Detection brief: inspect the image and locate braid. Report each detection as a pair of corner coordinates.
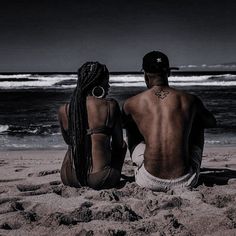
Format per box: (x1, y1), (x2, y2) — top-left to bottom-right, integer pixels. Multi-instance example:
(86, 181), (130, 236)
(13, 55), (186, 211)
(68, 62), (109, 185)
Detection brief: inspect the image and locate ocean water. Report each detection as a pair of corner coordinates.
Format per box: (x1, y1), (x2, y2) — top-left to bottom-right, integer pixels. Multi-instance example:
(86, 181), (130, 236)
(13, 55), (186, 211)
(0, 73), (235, 150)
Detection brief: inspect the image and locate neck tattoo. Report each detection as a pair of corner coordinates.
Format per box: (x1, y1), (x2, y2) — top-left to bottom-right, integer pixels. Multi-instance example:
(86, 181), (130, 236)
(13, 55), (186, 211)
(154, 88), (169, 99)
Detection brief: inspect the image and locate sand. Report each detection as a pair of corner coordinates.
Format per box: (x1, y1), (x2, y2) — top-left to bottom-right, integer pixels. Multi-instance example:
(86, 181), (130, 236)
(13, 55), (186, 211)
(0, 146), (236, 236)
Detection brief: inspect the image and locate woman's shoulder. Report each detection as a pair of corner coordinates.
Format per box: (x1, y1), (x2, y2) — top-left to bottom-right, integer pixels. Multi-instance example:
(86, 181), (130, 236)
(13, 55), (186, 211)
(86, 97), (120, 116)
(105, 98), (120, 111)
(98, 98), (120, 114)
(105, 97), (118, 104)
(87, 96), (118, 105)
(58, 103), (69, 116)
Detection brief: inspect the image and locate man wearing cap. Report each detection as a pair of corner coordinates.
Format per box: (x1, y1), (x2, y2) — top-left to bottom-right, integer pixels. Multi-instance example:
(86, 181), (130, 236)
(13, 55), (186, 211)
(122, 51), (216, 191)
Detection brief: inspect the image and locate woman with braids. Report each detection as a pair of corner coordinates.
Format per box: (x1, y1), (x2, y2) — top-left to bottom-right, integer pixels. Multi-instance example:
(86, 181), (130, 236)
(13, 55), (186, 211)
(58, 62), (127, 189)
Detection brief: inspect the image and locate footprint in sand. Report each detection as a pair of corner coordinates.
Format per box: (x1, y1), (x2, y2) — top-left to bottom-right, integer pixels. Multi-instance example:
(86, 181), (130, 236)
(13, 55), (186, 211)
(28, 169), (60, 177)
(16, 181), (62, 197)
(0, 197), (22, 205)
(17, 184), (42, 192)
(0, 209), (38, 230)
(14, 165), (29, 172)
(0, 160), (8, 166)
(92, 204), (142, 222)
(0, 186), (7, 194)
(84, 190), (120, 202)
(0, 197), (24, 214)
(40, 202), (93, 227)
(0, 178), (25, 183)
(53, 185), (88, 198)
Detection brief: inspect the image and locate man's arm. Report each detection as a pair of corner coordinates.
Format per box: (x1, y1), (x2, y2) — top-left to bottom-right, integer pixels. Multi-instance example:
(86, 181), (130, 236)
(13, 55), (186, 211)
(111, 102), (127, 171)
(195, 97), (217, 128)
(121, 101), (144, 154)
(121, 101), (131, 128)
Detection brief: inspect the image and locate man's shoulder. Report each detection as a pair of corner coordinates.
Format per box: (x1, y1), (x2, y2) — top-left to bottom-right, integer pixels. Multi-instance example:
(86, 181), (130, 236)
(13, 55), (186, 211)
(123, 90), (147, 110)
(172, 87), (196, 100)
(125, 90), (148, 103)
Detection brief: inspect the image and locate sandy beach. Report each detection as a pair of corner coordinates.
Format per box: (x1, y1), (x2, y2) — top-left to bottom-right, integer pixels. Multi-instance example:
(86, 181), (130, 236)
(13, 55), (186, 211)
(0, 146), (236, 236)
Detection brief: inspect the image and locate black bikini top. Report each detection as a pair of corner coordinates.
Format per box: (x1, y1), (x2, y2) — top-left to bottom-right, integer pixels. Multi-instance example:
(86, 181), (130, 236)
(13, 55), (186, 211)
(61, 102), (112, 144)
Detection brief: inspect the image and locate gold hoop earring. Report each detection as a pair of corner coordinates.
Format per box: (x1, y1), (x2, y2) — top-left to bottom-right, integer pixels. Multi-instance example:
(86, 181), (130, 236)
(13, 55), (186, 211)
(91, 86), (105, 98)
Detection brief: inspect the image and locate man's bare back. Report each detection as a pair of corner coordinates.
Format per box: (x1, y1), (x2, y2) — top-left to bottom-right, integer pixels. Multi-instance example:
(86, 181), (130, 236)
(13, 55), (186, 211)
(124, 85), (203, 179)
(123, 51), (216, 189)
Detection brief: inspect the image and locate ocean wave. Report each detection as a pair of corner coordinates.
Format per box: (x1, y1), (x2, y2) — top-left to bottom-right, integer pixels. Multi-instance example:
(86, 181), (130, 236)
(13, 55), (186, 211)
(208, 74), (236, 81)
(179, 65), (198, 68)
(0, 74), (236, 89)
(208, 64), (236, 68)
(172, 81), (236, 86)
(205, 140), (221, 144)
(179, 64), (236, 69)
(1, 124), (59, 136)
(0, 74), (31, 79)
(0, 125), (9, 133)
(169, 75), (210, 82)
(112, 81), (236, 87)
(0, 74), (76, 89)
(3, 143), (31, 149)
(205, 139), (233, 145)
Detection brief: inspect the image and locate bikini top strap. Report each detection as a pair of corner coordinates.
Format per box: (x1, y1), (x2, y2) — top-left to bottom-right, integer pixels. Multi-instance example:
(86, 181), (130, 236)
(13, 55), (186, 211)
(60, 103), (70, 145)
(65, 103), (69, 119)
(87, 126), (112, 135)
(86, 101), (112, 136)
(105, 100), (110, 127)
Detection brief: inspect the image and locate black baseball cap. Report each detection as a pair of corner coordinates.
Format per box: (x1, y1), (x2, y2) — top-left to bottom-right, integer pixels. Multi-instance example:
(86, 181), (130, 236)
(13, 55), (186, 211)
(142, 51), (179, 73)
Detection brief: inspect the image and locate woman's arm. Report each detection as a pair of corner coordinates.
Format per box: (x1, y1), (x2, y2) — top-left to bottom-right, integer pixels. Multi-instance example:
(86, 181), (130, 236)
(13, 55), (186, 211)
(111, 101), (125, 150)
(58, 104), (71, 145)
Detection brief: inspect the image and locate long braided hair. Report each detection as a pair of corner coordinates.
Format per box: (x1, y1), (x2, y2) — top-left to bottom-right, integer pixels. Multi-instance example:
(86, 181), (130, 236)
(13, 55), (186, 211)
(68, 62), (109, 186)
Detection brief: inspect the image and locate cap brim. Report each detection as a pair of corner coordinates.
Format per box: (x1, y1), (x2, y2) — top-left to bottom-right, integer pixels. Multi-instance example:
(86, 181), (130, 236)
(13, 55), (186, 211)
(169, 67), (179, 70)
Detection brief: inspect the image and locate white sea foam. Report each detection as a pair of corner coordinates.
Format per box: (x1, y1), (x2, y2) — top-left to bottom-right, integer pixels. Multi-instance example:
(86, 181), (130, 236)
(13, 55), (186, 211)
(205, 140), (221, 144)
(179, 64), (236, 69)
(110, 74), (236, 86)
(208, 64), (236, 68)
(110, 75), (143, 82)
(0, 74), (31, 79)
(169, 75), (210, 82)
(61, 85), (76, 89)
(0, 74), (76, 89)
(0, 73), (235, 89)
(0, 125), (9, 133)
(112, 81), (236, 87)
(112, 82), (146, 87)
(170, 81), (236, 86)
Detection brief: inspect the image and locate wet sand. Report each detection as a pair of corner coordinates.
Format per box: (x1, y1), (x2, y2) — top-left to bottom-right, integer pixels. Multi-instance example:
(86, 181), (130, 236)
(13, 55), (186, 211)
(0, 146), (236, 235)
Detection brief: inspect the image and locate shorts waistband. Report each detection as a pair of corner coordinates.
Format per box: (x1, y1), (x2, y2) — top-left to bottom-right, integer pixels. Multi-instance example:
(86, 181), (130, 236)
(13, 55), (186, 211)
(136, 164), (196, 188)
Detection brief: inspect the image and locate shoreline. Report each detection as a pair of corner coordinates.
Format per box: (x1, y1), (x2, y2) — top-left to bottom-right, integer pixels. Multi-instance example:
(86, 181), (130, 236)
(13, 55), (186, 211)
(1, 144), (236, 156)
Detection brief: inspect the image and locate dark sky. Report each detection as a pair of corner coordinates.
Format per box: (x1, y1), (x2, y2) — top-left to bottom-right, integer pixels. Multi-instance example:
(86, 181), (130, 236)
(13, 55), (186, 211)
(0, 0), (236, 72)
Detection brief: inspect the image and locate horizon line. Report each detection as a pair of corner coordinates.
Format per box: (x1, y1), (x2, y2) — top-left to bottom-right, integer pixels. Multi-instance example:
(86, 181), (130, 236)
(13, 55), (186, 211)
(1, 70), (236, 75)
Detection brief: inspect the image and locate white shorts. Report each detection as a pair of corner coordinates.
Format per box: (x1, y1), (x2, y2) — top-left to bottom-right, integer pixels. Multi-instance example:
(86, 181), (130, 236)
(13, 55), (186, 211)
(131, 142), (202, 191)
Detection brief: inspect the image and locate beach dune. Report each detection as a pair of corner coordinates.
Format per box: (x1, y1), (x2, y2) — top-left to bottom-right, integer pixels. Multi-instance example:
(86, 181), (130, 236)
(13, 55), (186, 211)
(0, 146), (236, 235)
